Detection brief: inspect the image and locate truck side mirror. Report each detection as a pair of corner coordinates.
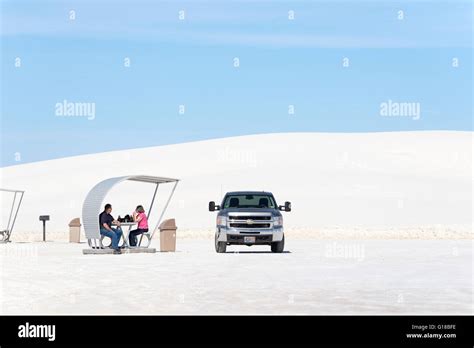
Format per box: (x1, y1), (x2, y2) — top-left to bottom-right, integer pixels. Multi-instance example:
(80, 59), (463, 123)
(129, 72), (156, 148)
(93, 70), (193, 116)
(279, 201), (291, 212)
(209, 201), (220, 211)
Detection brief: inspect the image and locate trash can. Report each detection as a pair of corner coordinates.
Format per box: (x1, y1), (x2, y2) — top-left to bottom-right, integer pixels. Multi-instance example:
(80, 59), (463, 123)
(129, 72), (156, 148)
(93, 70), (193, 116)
(159, 219), (177, 252)
(68, 218), (81, 243)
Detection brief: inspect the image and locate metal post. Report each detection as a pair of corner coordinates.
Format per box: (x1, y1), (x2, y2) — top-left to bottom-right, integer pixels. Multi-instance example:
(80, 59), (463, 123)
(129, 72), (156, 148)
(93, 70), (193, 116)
(6, 192), (17, 232)
(150, 180), (179, 240)
(42, 221), (46, 242)
(9, 191), (24, 239)
(138, 183), (159, 247)
(147, 183), (159, 220)
(1, 189), (25, 242)
(39, 215), (49, 242)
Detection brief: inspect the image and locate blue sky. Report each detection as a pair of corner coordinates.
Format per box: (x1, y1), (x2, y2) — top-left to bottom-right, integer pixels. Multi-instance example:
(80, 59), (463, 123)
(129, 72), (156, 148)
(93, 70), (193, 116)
(1, 0), (472, 166)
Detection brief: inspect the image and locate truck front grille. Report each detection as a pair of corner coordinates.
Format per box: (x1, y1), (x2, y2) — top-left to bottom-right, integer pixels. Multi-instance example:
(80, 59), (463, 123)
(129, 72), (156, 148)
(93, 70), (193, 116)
(227, 214), (273, 229)
(229, 223), (271, 229)
(228, 215), (271, 221)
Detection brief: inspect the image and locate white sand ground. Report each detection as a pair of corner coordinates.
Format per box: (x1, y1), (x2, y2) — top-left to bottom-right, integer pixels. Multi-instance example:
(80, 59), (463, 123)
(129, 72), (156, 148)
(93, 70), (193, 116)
(0, 239), (471, 315)
(0, 132), (472, 238)
(8, 225), (472, 243)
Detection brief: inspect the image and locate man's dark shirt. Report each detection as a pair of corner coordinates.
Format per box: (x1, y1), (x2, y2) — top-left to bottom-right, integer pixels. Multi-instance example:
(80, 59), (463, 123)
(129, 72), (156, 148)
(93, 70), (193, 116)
(99, 211), (114, 229)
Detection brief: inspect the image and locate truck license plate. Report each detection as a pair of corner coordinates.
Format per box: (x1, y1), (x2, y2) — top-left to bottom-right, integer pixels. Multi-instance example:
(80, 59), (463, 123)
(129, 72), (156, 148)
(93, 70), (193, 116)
(244, 236), (256, 243)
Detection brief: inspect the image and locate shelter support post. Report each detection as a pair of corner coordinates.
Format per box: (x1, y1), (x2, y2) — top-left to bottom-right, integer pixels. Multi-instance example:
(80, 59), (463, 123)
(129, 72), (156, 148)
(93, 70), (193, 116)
(1, 189), (25, 243)
(150, 180), (179, 241)
(10, 191), (24, 238)
(6, 192), (17, 232)
(138, 183), (159, 247)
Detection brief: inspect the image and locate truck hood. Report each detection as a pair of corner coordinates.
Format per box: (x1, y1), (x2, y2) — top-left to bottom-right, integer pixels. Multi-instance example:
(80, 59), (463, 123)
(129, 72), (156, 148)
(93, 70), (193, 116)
(220, 208), (279, 215)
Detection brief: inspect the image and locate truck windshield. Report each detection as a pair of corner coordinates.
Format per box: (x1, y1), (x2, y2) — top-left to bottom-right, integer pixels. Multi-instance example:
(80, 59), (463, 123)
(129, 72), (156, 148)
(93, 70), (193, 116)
(223, 194), (276, 209)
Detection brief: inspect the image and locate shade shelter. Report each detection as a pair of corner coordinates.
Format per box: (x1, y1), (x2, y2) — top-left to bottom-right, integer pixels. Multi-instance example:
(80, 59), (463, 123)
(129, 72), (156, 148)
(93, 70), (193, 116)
(82, 175), (179, 251)
(0, 188), (25, 243)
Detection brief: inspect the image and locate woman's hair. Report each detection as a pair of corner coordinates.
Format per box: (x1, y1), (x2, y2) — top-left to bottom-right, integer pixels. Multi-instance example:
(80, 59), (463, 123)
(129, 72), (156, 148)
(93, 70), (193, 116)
(136, 205), (145, 213)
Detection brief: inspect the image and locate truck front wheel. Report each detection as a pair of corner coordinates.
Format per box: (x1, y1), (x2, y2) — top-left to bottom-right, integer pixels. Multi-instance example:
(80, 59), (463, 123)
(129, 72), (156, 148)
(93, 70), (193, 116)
(271, 235), (285, 253)
(215, 232), (227, 253)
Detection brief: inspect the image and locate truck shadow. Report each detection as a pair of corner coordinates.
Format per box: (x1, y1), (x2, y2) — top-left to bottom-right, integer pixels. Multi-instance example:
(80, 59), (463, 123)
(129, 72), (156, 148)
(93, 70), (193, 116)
(225, 251), (291, 254)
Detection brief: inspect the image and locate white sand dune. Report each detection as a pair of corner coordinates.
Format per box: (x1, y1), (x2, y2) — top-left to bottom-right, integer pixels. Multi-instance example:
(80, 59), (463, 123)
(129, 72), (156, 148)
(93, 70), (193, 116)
(0, 132), (472, 315)
(0, 131), (472, 240)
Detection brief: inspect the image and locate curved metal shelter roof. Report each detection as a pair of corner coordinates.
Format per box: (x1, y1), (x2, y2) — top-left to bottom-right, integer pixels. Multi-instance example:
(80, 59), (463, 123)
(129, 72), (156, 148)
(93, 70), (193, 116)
(82, 175), (179, 241)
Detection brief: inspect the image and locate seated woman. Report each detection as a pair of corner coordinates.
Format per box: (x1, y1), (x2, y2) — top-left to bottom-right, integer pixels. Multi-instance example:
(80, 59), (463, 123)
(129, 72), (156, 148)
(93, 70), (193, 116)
(129, 205), (149, 247)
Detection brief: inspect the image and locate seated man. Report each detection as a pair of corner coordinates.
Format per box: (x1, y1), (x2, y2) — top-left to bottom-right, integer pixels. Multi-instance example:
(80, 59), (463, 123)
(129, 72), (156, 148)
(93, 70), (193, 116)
(99, 203), (123, 254)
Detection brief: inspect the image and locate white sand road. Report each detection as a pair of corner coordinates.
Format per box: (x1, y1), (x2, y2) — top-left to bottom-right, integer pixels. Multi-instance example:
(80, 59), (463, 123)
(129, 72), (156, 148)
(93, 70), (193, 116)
(0, 239), (471, 315)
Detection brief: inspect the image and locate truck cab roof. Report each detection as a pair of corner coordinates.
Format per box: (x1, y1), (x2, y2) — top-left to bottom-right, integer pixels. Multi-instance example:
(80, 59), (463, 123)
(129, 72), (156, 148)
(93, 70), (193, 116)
(225, 191), (273, 195)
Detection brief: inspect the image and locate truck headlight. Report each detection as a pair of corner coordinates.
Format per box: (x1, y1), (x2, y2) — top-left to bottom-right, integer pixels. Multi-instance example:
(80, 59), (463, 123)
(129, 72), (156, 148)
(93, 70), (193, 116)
(274, 216), (283, 227)
(217, 216), (227, 226)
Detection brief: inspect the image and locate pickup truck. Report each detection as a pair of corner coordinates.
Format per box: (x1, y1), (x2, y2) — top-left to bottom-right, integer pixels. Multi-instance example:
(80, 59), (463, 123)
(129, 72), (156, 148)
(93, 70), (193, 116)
(209, 191), (291, 253)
